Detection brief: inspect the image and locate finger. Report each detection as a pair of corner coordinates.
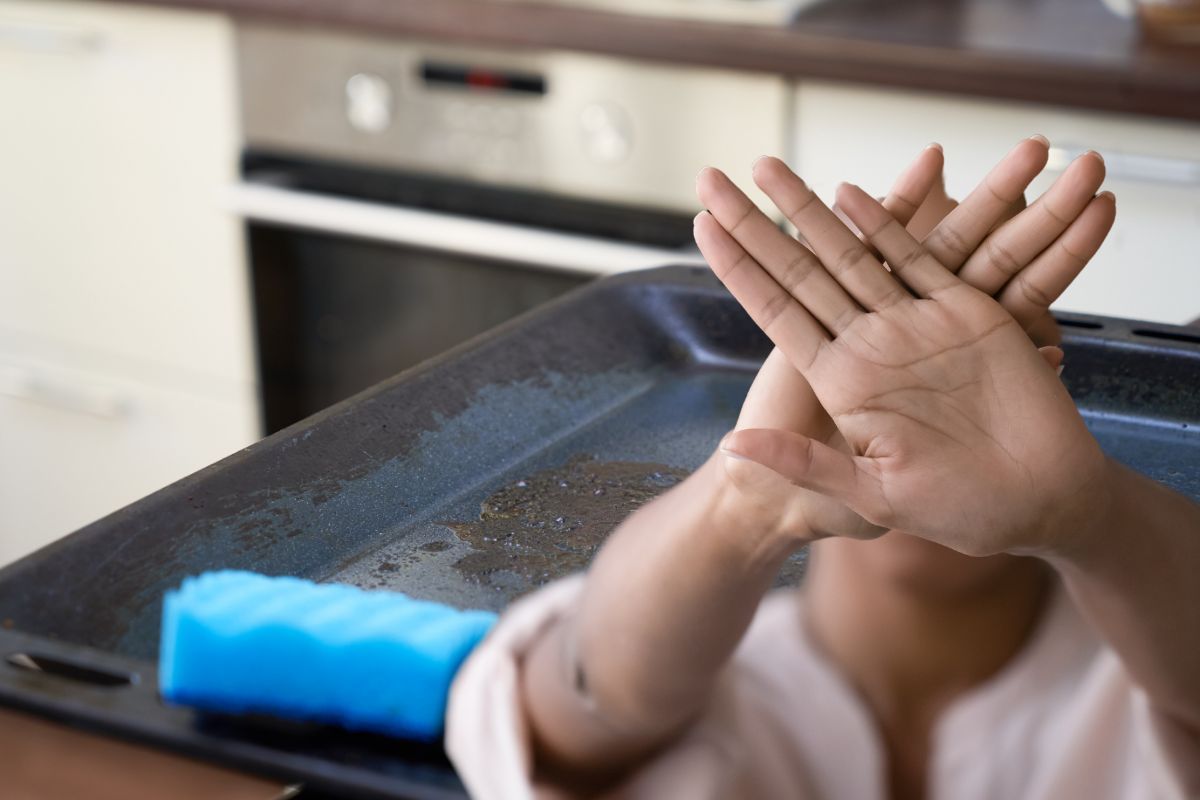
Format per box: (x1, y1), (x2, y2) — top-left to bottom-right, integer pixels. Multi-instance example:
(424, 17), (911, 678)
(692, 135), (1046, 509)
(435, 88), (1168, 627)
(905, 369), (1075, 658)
(1038, 345), (1065, 373)
(972, 192), (1026, 245)
(752, 156), (910, 312)
(905, 187), (958, 243)
(1026, 312), (1062, 346)
(833, 203), (865, 242)
(881, 143), (945, 228)
(696, 167), (863, 334)
(720, 428), (890, 525)
(997, 192), (1116, 330)
(958, 151), (1106, 294)
(996, 193), (1028, 232)
(694, 211), (829, 373)
(924, 136), (1050, 271)
(839, 144), (944, 258)
(835, 183), (959, 298)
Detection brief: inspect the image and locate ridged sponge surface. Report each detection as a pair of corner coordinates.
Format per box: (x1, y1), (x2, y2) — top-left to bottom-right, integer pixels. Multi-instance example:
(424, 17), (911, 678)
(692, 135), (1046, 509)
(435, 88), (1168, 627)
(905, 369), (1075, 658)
(159, 570), (496, 740)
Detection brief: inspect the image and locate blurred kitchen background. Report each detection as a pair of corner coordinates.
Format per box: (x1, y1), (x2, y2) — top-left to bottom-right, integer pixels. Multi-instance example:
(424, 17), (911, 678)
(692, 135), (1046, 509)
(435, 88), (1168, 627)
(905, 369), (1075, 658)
(2, 0), (1198, 566)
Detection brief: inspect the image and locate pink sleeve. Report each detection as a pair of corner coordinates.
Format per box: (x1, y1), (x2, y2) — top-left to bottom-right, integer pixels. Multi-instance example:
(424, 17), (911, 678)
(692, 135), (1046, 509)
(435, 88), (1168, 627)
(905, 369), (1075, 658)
(1136, 688), (1200, 799)
(446, 576), (584, 800)
(1027, 649), (1200, 800)
(445, 576), (748, 800)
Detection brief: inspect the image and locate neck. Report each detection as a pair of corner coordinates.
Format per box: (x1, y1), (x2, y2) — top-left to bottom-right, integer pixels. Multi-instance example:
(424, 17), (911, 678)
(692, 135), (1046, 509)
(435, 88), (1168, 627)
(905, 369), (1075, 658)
(803, 536), (1051, 800)
(803, 535), (1051, 726)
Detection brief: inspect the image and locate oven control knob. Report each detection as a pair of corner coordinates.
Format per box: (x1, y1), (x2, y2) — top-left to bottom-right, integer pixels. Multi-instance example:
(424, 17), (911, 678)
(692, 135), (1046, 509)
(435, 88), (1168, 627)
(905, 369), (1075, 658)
(579, 102), (632, 164)
(345, 73), (393, 133)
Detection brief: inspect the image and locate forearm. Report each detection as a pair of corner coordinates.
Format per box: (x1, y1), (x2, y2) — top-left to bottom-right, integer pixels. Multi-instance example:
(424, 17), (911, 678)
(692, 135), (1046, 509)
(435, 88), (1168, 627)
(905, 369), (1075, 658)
(1048, 458), (1200, 730)
(521, 453), (796, 777)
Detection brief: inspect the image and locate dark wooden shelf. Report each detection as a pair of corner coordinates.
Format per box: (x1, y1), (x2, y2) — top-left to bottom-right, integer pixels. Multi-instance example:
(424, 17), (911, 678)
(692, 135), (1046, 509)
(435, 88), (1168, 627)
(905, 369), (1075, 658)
(115, 0), (1200, 121)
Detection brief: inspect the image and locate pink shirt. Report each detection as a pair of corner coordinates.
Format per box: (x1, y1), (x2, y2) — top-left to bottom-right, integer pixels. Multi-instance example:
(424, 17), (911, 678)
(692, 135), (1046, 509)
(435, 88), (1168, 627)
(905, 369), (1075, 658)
(447, 577), (1197, 799)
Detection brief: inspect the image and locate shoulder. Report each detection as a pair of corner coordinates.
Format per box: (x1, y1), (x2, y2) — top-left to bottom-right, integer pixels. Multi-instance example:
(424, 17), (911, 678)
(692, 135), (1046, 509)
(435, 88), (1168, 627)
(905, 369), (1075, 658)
(934, 585), (1198, 799)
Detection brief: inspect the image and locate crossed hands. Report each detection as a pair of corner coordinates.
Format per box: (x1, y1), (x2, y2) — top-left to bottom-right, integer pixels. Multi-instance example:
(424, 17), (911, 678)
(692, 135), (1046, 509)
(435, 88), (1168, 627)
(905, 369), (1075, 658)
(695, 139), (1117, 558)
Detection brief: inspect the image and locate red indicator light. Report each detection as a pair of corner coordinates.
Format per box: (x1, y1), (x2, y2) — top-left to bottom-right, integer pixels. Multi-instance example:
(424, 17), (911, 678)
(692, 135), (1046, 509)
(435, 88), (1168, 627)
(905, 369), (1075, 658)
(466, 70), (508, 90)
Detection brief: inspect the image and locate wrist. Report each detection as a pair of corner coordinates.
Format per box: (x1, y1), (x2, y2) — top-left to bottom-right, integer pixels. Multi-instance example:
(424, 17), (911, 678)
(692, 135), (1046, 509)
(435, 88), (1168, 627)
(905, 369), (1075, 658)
(1039, 456), (1128, 567)
(705, 451), (810, 560)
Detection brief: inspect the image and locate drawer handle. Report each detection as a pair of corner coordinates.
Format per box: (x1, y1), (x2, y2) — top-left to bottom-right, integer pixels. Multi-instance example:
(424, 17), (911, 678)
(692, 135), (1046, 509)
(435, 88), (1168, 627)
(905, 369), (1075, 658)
(1047, 145), (1200, 187)
(0, 366), (133, 420)
(0, 18), (104, 54)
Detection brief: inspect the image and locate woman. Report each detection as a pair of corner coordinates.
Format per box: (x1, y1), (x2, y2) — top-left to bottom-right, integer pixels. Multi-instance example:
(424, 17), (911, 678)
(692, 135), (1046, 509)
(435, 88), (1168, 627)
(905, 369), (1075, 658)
(448, 138), (1200, 799)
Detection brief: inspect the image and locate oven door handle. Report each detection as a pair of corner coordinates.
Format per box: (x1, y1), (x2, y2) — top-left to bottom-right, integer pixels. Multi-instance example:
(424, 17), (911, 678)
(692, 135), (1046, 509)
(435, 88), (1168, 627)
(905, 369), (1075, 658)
(226, 182), (704, 276)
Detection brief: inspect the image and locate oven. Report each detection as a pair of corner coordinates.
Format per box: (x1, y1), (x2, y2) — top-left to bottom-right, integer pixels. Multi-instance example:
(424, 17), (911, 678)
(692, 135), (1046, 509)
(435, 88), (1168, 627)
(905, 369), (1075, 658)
(230, 24), (789, 434)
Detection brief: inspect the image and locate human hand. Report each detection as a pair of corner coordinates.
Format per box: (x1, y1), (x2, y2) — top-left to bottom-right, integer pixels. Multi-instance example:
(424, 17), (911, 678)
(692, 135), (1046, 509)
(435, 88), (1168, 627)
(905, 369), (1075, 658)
(697, 151), (1114, 557)
(714, 138), (1111, 546)
(722, 145), (950, 542)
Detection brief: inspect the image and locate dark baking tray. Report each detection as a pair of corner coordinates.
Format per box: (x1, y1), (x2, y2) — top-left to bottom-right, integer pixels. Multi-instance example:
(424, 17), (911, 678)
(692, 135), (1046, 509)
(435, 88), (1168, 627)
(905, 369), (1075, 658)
(0, 266), (1197, 797)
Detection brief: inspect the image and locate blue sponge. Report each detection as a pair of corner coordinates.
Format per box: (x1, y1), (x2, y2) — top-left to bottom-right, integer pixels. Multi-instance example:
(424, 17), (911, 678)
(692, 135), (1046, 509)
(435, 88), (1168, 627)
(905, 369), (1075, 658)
(159, 570), (496, 741)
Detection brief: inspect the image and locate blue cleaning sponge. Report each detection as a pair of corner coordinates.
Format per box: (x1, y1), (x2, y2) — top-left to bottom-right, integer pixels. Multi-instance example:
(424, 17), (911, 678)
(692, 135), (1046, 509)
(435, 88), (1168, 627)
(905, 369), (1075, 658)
(159, 570), (496, 741)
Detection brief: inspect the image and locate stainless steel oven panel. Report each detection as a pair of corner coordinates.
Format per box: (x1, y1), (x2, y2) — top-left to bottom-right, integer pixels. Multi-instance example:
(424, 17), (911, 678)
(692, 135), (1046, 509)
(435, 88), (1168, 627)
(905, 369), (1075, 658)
(236, 24), (789, 215)
(226, 182), (703, 276)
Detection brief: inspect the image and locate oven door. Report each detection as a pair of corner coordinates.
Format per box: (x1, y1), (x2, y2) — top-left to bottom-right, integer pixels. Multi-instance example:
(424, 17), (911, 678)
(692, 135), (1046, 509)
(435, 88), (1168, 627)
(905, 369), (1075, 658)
(230, 157), (703, 433)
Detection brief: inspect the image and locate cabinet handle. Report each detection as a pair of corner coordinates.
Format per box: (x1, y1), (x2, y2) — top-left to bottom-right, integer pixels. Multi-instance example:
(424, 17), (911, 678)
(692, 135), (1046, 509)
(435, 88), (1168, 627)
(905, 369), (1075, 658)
(1047, 145), (1200, 187)
(0, 365), (132, 420)
(0, 19), (104, 54)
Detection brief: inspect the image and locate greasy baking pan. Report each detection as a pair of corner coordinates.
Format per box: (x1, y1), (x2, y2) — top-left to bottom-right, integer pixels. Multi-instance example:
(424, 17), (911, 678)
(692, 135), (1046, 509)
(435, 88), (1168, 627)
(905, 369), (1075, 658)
(0, 267), (1197, 798)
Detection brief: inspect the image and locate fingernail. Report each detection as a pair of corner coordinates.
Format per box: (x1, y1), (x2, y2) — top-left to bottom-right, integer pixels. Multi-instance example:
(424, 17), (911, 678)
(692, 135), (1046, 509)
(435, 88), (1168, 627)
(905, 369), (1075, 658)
(696, 166), (713, 183)
(693, 210), (709, 226)
(1056, 364), (1065, 377)
(752, 155), (771, 171)
(1098, 190), (1115, 206)
(1029, 134), (1050, 146)
(926, 142), (943, 152)
(1087, 149), (1105, 164)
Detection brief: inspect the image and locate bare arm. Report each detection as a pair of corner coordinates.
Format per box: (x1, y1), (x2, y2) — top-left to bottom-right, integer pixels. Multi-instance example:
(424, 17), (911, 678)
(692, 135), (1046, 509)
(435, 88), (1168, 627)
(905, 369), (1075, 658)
(1050, 461), (1200, 731)
(520, 455), (794, 782)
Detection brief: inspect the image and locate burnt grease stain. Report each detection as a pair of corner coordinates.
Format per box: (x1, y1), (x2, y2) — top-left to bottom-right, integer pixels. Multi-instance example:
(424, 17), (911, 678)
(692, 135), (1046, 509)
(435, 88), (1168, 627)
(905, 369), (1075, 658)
(443, 455), (688, 589)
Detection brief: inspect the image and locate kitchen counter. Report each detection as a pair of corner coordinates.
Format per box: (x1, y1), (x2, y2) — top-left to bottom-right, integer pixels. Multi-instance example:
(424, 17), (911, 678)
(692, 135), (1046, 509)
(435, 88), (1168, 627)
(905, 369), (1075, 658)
(0, 707), (288, 800)
(106, 0), (1200, 121)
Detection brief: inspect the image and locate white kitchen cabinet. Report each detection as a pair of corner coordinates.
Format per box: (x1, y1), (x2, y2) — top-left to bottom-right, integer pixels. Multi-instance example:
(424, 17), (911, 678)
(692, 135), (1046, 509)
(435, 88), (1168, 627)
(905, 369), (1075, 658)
(0, 1), (257, 563)
(0, 347), (258, 565)
(792, 82), (1200, 325)
(0, 0), (252, 383)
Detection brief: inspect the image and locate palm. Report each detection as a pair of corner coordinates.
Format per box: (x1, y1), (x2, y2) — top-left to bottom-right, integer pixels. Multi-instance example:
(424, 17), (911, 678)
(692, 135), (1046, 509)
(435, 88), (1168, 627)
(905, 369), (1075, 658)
(806, 286), (1102, 554)
(726, 347), (879, 542)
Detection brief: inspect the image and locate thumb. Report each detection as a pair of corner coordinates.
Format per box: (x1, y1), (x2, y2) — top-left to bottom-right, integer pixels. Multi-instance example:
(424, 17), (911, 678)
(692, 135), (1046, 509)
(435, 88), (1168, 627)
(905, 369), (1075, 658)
(720, 428), (889, 524)
(1037, 344), (1065, 375)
